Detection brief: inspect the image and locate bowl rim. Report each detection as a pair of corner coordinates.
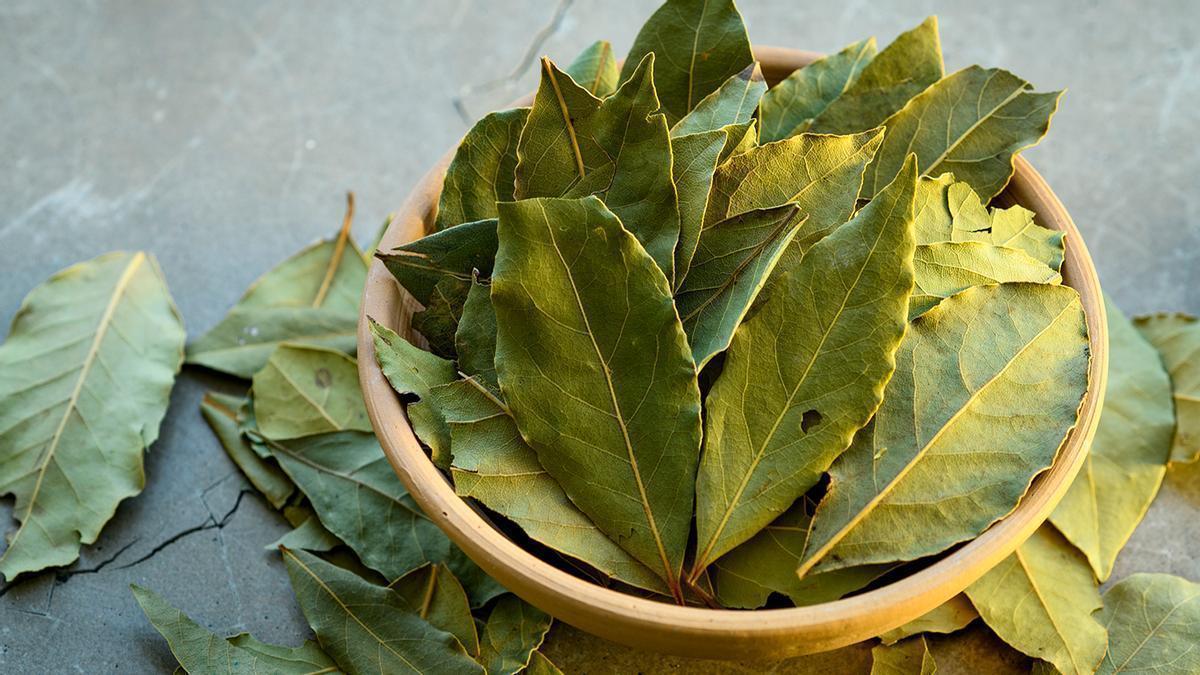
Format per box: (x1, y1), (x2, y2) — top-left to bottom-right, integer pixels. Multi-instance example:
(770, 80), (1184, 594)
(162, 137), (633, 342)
(358, 46), (1108, 660)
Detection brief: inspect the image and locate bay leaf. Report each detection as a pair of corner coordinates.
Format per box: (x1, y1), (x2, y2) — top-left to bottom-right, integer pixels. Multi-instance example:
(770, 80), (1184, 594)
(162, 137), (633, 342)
(671, 63), (766, 138)
(514, 56), (680, 279)
(861, 66), (1063, 201)
(477, 594), (553, 675)
(437, 378), (669, 595)
(759, 38), (876, 143)
(1049, 297), (1173, 580)
(912, 174), (957, 241)
(964, 526), (1107, 675)
(271, 514), (341, 553)
(722, 119), (758, 161)
(376, 217), (498, 305)
(0, 251), (185, 579)
(251, 344), (372, 441)
(946, 182), (1065, 271)
(391, 563), (480, 658)
(435, 109), (527, 231)
(704, 128), (884, 257)
(565, 40), (619, 98)
(1097, 573), (1200, 674)
(132, 584), (339, 674)
(800, 283), (1090, 576)
(692, 156), (918, 573)
(675, 204), (806, 368)
(491, 196), (702, 600)
(1136, 313), (1200, 463)
(621, 0), (753, 125)
(200, 391), (295, 509)
(671, 127), (729, 288)
(807, 17), (943, 135)
(525, 651), (565, 675)
(371, 320), (458, 469)
(878, 594), (978, 645)
(910, 242), (1062, 318)
(188, 199), (365, 378)
(871, 636), (936, 675)
(454, 280), (499, 393)
(411, 276), (470, 358)
(281, 547), (483, 674)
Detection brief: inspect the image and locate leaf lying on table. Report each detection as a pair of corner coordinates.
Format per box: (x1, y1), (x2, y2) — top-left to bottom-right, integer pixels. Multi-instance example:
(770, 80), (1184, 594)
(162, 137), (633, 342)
(491, 196), (701, 600)
(878, 594), (978, 646)
(693, 156), (918, 574)
(965, 526), (1107, 675)
(200, 391), (295, 509)
(524, 651), (566, 675)
(910, 241), (1062, 318)
(621, 0), (753, 126)
(392, 563), (481, 658)
(271, 514), (341, 553)
(252, 344), (372, 440)
(0, 251), (185, 580)
(758, 38), (876, 143)
(799, 283), (1090, 577)
(187, 197), (365, 378)
(871, 635), (936, 675)
(477, 594), (553, 675)
(1049, 297), (1173, 580)
(1136, 313), (1200, 464)
(565, 40), (619, 98)
(1097, 573), (1200, 675)
(282, 547), (484, 674)
(436, 109), (527, 231)
(132, 585), (338, 675)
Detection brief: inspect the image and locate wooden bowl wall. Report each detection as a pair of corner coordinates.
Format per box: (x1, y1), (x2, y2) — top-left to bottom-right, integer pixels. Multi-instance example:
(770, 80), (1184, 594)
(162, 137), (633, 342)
(357, 47), (1108, 660)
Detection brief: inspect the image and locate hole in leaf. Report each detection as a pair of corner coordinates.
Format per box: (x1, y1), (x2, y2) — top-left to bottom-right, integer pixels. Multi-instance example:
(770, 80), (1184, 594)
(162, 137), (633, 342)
(800, 409), (823, 433)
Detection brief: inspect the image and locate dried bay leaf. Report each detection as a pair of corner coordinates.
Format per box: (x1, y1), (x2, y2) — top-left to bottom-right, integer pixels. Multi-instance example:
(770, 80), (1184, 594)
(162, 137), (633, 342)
(0, 251), (185, 579)
(391, 563), (480, 658)
(1097, 573), (1200, 674)
(861, 66), (1063, 201)
(565, 40), (619, 98)
(477, 594), (553, 675)
(910, 242), (1062, 318)
(806, 17), (943, 135)
(371, 320), (458, 470)
(671, 63), (766, 138)
(271, 514), (341, 553)
(132, 585), (339, 674)
(525, 651), (565, 675)
(251, 344), (372, 441)
(759, 38), (876, 143)
(692, 157), (918, 573)
(965, 526), (1107, 675)
(671, 128), (729, 287)
(376, 217), (498, 305)
(454, 280), (499, 393)
(622, 0), (753, 126)
(491, 196), (702, 600)
(800, 283), (1090, 577)
(435, 109), (527, 231)
(200, 392), (295, 509)
(676, 204), (805, 368)
(871, 636), (936, 675)
(1136, 313), (1200, 464)
(515, 56), (680, 279)
(410, 276), (470, 358)
(282, 548), (484, 674)
(878, 595), (978, 645)
(1049, 297), (1173, 580)
(188, 198), (365, 378)
(437, 378), (669, 595)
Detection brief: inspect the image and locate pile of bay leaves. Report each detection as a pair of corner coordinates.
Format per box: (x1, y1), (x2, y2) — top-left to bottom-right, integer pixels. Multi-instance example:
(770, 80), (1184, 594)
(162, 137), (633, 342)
(0, 1), (1198, 674)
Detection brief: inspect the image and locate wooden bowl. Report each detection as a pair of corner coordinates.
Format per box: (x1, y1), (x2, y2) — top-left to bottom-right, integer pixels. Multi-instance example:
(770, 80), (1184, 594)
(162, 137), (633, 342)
(358, 47), (1108, 660)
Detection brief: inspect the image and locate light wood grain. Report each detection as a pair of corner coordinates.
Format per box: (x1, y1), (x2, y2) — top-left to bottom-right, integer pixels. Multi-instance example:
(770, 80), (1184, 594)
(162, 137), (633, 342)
(357, 48), (1107, 660)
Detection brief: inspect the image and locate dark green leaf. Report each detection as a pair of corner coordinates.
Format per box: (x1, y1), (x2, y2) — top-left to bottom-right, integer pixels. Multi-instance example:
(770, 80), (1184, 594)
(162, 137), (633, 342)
(435, 109), (527, 231)
(759, 38), (876, 143)
(376, 218), (498, 305)
(201, 392), (294, 509)
(477, 595), (552, 675)
(453, 280), (498, 393)
(411, 277), (470, 359)
(671, 128), (728, 288)
(391, 563), (480, 658)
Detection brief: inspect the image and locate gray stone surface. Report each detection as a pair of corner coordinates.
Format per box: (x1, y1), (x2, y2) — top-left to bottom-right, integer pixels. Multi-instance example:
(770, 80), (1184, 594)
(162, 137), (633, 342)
(0, 0), (1196, 672)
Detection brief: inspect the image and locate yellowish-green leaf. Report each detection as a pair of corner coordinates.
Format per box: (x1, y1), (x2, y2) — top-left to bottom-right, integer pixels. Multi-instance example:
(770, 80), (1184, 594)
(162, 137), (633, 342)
(454, 280), (498, 393)
(477, 594), (553, 675)
(0, 251), (185, 580)
(201, 392), (294, 509)
(676, 204), (805, 368)
(370, 320), (458, 470)
(871, 636), (936, 675)
(759, 38), (877, 143)
(693, 157), (918, 573)
(965, 526), (1107, 675)
(565, 40), (619, 97)
(671, 63), (766, 137)
(862, 66), (1063, 201)
(1136, 313), (1200, 464)
(282, 547), (483, 675)
(524, 651), (565, 675)
(132, 584), (339, 675)
(1049, 297), (1173, 580)
(491, 196), (702, 600)
(910, 242), (1062, 318)
(879, 595), (978, 645)
(1098, 573), (1200, 674)
(391, 563), (480, 658)
(807, 17), (943, 135)
(515, 56), (680, 279)
(621, 0), (753, 125)
(376, 217), (498, 306)
(435, 109), (527, 231)
(251, 344), (371, 441)
(439, 378), (669, 595)
(800, 283), (1090, 576)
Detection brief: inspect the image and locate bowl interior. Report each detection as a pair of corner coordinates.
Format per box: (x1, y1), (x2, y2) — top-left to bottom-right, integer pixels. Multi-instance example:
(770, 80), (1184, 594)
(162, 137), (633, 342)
(358, 47), (1108, 660)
